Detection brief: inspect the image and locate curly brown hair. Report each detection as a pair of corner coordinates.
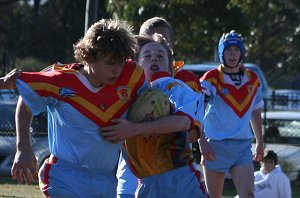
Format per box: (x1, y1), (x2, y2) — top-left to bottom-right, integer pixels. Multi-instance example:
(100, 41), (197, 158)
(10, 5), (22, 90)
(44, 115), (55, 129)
(73, 19), (138, 65)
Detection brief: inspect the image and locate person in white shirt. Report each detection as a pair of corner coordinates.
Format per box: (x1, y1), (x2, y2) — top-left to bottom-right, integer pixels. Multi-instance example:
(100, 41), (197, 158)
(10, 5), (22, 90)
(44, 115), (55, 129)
(254, 150), (292, 198)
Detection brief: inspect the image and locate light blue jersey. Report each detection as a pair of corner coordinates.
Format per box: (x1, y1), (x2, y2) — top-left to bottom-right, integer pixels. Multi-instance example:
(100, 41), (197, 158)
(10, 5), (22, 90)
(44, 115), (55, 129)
(200, 66), (264, 140)
(16, 61), (148, 197)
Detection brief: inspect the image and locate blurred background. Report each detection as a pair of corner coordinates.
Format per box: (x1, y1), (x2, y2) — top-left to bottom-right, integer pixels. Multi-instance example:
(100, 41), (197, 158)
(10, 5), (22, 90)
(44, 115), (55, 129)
(0, 1), (300, 197)
(0, 0), (299, 89)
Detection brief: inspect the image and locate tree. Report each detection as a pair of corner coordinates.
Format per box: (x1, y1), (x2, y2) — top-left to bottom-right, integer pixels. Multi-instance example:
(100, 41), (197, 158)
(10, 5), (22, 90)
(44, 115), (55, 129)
(108, 0), (300, 88)
(0, 0), (299, 88)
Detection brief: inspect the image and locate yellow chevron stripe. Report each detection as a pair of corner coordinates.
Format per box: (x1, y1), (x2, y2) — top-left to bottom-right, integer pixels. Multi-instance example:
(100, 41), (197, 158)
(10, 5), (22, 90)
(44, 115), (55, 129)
(217, 79), (259, 112)
(104, 66), (143, 116)
(206, 77), (217, 85)
(28, 67), (144, 123)
(185, 81), (201, 93)
(28, 82), (112, 121)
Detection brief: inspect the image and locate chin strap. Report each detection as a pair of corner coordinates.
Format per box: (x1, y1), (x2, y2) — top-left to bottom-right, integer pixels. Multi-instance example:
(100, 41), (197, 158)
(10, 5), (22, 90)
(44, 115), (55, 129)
(223, 67), (245, 86)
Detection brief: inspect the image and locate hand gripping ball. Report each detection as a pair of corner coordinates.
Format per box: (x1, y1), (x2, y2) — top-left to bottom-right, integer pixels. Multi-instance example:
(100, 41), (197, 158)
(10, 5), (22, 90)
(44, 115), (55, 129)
(128, 88), (170, 122)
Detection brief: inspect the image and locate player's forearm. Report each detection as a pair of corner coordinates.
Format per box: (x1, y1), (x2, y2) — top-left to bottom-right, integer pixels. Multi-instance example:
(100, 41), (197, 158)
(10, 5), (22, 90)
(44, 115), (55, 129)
(135, 115), (191, 136)
(251, 109), (263, 145)
(0, 78), (4, 89)
(0, 77), (8, 90)
(15, 97), (34, 151)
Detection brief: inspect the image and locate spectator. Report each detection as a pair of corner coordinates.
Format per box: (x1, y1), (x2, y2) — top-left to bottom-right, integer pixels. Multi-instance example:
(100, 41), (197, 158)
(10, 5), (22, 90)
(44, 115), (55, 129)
(254, 150), (292, 198)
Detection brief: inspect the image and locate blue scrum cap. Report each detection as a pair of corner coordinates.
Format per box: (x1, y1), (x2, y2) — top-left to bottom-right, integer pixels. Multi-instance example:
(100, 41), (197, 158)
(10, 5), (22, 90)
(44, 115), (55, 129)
(218, 30), (245, 63)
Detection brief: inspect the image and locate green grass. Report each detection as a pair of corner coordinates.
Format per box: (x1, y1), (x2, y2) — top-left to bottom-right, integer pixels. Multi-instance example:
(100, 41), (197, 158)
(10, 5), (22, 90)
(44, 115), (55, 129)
(0, 177), (43, 198)
(0, 177), (299, 198)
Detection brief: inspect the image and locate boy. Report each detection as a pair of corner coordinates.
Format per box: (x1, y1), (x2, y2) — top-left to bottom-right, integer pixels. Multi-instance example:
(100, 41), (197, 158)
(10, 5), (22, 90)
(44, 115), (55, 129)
(139, 16), (214, 159)
(116, 17), (213, 198)
(110, 33), (208, 198)
(144, 14), (215, 154)
(11, 19), (146, 198)
(254, 150), (291, 198)
(200, 30), (264, 198)
(11, 19), (195, 197)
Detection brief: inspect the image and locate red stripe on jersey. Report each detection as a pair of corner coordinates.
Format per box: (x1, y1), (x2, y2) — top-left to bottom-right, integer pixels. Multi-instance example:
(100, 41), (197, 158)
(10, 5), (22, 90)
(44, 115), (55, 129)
(175, 69), (202, 93)
(40, 157), (57, 198)
(201, 67), (260, 117)
(20, 61), (145, 127)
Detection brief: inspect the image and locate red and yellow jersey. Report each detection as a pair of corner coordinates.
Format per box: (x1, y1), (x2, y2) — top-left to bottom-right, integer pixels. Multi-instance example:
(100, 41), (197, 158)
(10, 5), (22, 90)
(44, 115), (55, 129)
(201, 66), (260, 118)
(175, 69), (201, 93)
(19, 61), (146, 127)
(124, 72), (199, 178)
(200, 65), (264, 140)
(175, 67), (203, 129)
(125, 132), (193, 178)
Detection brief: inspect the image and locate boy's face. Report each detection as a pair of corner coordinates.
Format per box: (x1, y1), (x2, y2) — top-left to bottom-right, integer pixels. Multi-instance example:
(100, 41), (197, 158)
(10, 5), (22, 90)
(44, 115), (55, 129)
(87, 54), (125, 87)
(223, 46), (241, 67)
(138, 42), (169, 82)
(146, 27), (173, 48)
(261, 159), (275, 174)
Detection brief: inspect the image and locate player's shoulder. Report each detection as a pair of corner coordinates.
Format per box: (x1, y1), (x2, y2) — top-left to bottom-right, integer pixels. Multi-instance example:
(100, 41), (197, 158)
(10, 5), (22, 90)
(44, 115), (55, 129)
(200, 68), (219, 81)
(243, 67), (259, 81)
(175, 69), (198, 81)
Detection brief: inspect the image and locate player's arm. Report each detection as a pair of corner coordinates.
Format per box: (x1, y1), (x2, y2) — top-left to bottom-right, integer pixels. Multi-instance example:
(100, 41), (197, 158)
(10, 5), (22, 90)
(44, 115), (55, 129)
(250, 108), (264, 162)
(0, 69), (21, 90)
(188, 126), (200, 143)
(11, 97), (37, 184)
(101, 115), (190, 143)
(198, 129), (216, 161)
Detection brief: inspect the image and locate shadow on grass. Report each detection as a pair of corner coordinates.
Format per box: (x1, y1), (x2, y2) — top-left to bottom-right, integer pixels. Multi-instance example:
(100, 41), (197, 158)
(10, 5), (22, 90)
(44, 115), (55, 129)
(0, 177), (38, 185)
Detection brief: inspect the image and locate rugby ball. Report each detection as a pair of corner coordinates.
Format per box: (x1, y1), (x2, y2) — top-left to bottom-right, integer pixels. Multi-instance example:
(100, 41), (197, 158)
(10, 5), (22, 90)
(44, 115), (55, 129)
(128, 88), (170, 122)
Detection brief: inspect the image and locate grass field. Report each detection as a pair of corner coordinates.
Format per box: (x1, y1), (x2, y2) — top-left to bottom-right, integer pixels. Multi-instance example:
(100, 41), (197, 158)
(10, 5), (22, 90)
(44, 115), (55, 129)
(0, 177), (43, 198)
(0, 177), (299, 198)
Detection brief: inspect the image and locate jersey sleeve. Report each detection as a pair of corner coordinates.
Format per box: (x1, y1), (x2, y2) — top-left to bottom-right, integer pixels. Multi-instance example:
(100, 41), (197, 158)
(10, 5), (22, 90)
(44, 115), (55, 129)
(165, 80), (200, 129)
(195, 93), (205, 128)
(16, 79), (59, 115)
(174, 69), (201, 93)
(199, 70), (217, 97)
(253, 82), (264, 110)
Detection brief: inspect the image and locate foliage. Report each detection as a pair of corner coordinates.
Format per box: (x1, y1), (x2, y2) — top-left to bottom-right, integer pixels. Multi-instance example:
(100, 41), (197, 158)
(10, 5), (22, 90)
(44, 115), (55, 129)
(0, 0), (86, 67)
(228, 0), (300, 83)
(15, 56), (48, 71)
(0, 0), (299, 88)
(108, 0), (300, 87)
(108, 0), (250, 63)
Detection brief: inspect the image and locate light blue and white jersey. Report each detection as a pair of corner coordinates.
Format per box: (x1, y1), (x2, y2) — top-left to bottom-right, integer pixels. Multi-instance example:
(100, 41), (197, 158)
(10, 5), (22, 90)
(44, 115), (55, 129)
(200, 66), (264, 140)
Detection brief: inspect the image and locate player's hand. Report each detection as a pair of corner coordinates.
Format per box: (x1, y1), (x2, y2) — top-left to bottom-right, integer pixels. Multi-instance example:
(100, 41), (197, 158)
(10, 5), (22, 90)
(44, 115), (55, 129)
(11, 149), (37, 184)
(101, 119), (138, 143)
(2, 69), (22, 89)
(199, 138), (216, 161)
(253, 142), (264, 162)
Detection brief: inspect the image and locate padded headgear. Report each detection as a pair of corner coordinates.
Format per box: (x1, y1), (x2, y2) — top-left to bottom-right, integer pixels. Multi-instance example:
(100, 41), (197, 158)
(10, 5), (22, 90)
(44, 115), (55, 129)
(218, 30), (245, 63)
